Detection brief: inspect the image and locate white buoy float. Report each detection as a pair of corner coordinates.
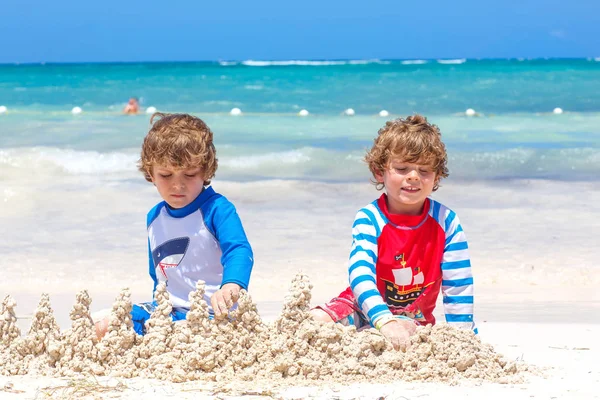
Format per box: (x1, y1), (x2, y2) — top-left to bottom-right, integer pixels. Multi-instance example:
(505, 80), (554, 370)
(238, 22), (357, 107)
(344, 108), (355, 116)
(146, 106), (157, 114)
(379, 110), (389, 117)
(71, 106), (82, 115)
(230, 107), (242, 116)
(0, 106), (7, 114)
(298, 109), (309, 117)
(553, 107), (563, 114)
(465, 108), (476, 117)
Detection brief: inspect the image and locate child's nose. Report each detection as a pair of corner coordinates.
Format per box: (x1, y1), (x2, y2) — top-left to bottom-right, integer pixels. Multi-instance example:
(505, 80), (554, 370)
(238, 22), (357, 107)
(407, 169), (419, 179)
(172, 178), (185, 189)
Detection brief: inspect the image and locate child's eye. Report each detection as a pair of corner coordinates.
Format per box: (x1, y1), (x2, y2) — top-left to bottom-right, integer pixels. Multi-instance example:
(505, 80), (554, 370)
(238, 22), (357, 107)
(419, 169), (431, 173)
(185, 173), (197, 178)
(159, 174), (172, 178)
(394, 167), (407, 172)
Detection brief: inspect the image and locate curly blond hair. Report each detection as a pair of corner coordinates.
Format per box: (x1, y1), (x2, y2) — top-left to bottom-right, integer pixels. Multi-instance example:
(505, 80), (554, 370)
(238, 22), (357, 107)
(365, 114), (449, 191)
(138, 113), (218, 185)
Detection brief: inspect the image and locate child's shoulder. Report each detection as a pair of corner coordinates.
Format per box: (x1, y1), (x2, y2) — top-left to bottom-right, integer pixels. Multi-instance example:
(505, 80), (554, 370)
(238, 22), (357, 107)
(199, 187), (236, 213)
(427, 198), (464, 233)
(427, 197), (458, 218)
(147, 201), (167, 226)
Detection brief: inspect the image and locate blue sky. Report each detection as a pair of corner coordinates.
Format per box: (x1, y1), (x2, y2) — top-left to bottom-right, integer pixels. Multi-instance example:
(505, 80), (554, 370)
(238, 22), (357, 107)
(1, 0), (598, 63)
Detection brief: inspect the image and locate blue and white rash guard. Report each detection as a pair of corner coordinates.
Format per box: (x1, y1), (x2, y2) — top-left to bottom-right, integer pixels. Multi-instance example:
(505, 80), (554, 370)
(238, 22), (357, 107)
(146, 186), (253, 313)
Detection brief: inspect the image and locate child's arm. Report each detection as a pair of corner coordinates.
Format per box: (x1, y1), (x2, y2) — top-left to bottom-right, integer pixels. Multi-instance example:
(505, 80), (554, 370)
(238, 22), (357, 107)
(440, 210), (477, 333)
(348, 210), (393, 328)
(208, 198), (253, 315)
(148, 240), (158, 294)
(212, 200), (253, 288)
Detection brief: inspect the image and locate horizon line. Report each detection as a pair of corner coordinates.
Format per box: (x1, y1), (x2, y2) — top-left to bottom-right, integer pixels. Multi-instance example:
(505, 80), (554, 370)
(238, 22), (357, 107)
(1, 57), (600, 67)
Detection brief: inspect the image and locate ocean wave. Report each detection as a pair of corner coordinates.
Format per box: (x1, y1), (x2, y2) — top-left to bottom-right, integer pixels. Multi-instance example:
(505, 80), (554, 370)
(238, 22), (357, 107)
(0, 148), (137, 175)
(448, 147), (600, 180)
(1, 145), (599, 183)
(240, 59), (388, 67)
(437, 59), (467, 65)
(401, 60), (428, 65)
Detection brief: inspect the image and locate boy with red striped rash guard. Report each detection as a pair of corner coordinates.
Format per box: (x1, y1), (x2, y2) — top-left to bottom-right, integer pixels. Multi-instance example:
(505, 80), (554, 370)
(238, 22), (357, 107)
(310, 115), (476, 351)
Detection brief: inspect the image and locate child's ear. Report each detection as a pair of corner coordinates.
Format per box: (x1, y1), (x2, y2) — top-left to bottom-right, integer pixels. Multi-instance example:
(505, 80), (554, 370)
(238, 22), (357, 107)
(147, 170), (155, 184)
(374, 170), (384, 183)
(202, 170), (211, 185)
(434, 174), (441, 188)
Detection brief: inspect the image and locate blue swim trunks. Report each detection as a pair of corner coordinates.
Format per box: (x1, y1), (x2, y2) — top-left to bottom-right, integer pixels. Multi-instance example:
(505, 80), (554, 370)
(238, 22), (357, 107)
(131, 301), (188, 335)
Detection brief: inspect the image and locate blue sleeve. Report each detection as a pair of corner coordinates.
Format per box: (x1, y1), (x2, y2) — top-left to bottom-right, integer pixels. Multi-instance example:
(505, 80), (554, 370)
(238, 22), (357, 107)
(148, 240), (158, 296)
(204, 197), (254, 289)
(146, 203), (163, 297)
(441, 211), (477, 333)
(349, 210), (390, 327)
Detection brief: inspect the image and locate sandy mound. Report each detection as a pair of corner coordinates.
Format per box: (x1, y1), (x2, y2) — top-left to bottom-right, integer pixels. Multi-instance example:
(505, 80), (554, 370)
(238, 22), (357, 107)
(0, 273), (530, 386)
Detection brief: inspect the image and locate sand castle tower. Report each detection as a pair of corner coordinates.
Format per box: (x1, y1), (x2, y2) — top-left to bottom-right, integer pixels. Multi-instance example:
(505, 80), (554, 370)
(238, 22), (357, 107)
(97, 288), (139, 377)
(15, 293), (63, 374)
(174, 281), (218, 380)
(134, 283), (187, 380)
(0, 295), (21, 349)
(0, 295), (26, 375)
(55, 290), (103, 376)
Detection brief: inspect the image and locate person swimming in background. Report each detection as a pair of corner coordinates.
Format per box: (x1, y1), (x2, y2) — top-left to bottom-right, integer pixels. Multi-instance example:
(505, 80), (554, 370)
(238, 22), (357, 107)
(123, 97), (140, 114)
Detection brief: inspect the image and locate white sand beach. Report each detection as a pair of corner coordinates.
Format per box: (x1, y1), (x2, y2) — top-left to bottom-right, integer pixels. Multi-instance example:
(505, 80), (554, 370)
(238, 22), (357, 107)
(1, 178), (599, 399)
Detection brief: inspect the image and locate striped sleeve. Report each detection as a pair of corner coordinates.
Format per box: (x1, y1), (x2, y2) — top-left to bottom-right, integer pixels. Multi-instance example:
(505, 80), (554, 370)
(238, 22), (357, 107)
(349, 207), (392, 327)
(438, 206), (477, 333)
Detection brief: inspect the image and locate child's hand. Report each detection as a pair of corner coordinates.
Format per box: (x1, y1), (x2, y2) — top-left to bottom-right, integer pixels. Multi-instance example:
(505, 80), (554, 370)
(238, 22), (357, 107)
(379, 319), (415, 351)
(211, 283), (241, 318)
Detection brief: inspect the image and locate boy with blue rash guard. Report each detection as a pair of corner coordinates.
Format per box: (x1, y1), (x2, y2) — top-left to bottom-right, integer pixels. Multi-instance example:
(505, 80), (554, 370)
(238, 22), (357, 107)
(95, 113), (253, 337)
(310, 115), (476, 351)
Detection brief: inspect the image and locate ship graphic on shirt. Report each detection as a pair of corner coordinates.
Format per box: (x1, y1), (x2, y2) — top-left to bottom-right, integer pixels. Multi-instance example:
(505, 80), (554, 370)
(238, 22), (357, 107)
(151, 237), (190, 281)
(382, 253), (424, 309)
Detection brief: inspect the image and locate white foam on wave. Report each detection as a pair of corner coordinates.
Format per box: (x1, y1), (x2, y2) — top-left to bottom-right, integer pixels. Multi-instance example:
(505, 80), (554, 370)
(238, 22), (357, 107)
(450, 147), (600, 180)
(219, 61), (239, 66)
(348, 59), (390, 65)
(437, 59), (467, 65)
(401, 60), (428, 65)
(0, 147), (137, 175)
(241, 59), (388, 67)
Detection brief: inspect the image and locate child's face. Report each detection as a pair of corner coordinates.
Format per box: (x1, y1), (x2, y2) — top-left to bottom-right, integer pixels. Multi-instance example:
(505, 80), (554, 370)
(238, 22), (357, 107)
(150, 165), (206, 209)
(375, 158), (438, 216)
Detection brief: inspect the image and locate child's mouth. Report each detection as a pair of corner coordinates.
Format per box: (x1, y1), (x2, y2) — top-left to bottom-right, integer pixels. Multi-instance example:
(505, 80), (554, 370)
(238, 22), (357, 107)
(401, 187), (420, 193)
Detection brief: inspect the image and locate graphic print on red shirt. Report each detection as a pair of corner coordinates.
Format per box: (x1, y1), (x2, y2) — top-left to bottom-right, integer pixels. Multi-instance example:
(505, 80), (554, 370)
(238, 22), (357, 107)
(375, 195), (445, 325)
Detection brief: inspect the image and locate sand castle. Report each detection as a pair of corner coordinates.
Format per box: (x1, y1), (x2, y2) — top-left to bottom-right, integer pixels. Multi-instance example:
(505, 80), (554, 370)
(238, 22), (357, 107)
(0, 273), (529, 385)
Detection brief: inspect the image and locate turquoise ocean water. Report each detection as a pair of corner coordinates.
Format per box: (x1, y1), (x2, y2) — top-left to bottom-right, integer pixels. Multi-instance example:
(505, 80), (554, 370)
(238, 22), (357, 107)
(1, 58), (599, 182)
